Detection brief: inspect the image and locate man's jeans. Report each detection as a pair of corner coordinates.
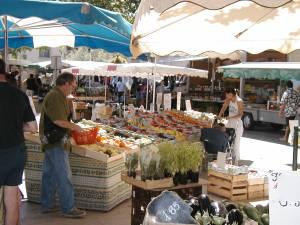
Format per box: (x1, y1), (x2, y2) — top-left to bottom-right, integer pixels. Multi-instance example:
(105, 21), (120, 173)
(41, 147), (75, 213)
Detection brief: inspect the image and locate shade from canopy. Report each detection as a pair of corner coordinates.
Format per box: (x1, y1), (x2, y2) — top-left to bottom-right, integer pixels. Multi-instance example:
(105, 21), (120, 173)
(131, 0), (300, 58)
(218, 62), (300, 80)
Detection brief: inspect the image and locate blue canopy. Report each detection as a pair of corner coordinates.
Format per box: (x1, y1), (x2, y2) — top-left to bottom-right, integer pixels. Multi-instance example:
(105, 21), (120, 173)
(0, 17), (132, 56)
(0, 0), (131, 35)
(0, 0), (133, 56)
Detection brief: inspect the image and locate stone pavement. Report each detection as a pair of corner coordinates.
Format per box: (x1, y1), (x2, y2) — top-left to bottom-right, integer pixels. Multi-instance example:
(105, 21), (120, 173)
(21, 200), (131, 225)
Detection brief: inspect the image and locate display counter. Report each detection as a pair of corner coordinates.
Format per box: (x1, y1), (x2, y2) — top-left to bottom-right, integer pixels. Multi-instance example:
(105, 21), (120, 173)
(24, 133), (131, 211)
(121, 172), (208, 225)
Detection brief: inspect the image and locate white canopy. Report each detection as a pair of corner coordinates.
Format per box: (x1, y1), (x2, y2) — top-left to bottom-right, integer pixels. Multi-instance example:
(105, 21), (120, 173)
(61, 61), (111, 75)
(131, 0), (300, 58)
(98, 62), (208, 78)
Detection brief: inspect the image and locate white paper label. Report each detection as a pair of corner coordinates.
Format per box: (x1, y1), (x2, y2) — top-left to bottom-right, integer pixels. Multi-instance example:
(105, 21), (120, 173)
(164, 93), (172, 110)
(268, 171), (300, 225)
(157, 93), (163, 109)
(28, 96), (37, 116)
(216, 152), (227, 169)
(177, 92), (181, 111)
(185, 100), (192, 111)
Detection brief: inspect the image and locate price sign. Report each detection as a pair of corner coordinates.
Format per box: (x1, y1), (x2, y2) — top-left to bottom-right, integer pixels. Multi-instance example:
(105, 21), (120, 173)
(177, 92), (182, 111)
(156, 93), (163, 110)
(269, 171), (300, 225)
(28, 96), (37, 116)
(164, 93), (172, 110)
(185, 100), (192, 111)
(144, 191), (197, 224)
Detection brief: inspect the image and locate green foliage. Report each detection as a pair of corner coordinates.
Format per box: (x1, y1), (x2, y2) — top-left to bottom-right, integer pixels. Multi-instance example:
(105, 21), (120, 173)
(65, 0), (141, 23)
(158, 141), (204, 175)
(125, 152), (138, 171)
(111, 54), (127, 64)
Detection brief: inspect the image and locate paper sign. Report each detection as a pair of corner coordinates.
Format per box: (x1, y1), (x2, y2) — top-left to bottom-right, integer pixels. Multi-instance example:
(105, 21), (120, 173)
(177, 92), (182, 111)
(28, 96), (37, 116)
(268, 171), (300, 225)
(157, 93), (163, 109)
(164, 93), (172, 110)
(185, 100), (192, 111)
(216, 152), (227, 169)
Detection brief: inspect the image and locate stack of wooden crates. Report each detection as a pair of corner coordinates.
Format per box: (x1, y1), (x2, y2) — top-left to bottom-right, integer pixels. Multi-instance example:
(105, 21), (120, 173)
(208, 170), (269, 201)
(25, 141), (131, 211)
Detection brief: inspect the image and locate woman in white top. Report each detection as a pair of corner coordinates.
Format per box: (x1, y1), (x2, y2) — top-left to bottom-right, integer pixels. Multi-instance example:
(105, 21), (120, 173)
(218, 88), (244, 165)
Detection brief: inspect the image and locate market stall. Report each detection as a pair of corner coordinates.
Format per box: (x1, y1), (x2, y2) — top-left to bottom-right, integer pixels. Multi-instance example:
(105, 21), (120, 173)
(24, 110), (215, 211)
(63, 62), (208, 112)
(24, 120), (154, 211)
(218, 62), (300, 129)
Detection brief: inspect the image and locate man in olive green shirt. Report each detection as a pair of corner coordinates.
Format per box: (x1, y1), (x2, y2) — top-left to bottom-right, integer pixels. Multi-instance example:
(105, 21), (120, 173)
(39, 72), (86, 218)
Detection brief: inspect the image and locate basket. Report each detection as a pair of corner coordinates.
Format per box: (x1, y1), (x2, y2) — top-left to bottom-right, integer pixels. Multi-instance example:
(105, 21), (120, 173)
(72, 127), (99, 145)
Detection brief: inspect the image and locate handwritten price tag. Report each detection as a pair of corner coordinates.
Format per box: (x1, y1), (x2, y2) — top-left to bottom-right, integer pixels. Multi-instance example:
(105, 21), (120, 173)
(145, 191), (197, 224)
(269, 171), (300, 225)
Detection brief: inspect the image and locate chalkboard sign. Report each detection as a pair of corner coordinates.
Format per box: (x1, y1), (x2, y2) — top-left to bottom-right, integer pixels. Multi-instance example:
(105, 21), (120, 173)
(143, 191), (198, 225)
(269, 171), (300, 225)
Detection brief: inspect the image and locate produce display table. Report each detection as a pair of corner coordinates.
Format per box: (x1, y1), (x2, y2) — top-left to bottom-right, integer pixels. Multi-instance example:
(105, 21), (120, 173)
(74, 96), (105, 102)
(24, 134), (131, 211)
(122, 174), (208, 225)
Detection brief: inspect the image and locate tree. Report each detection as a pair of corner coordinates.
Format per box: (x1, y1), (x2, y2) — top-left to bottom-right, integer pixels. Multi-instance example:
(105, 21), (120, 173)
(66, 0), (141, 23)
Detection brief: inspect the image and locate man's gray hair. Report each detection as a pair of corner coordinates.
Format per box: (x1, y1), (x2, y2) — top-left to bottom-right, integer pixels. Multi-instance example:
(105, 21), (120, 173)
(56, 72), (75, 86)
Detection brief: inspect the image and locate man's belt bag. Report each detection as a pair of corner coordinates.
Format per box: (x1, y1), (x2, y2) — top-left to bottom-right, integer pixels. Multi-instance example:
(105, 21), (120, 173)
(43, 113), (68, 144)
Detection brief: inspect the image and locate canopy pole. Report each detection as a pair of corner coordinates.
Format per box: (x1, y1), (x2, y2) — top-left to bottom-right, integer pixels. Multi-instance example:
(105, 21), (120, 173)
(152, 56), (157, 112)
(146, 75), (149, 110)
(3, 16), (8, 72)
(124, 87), (126, 118)
(104, 76), (107, 102)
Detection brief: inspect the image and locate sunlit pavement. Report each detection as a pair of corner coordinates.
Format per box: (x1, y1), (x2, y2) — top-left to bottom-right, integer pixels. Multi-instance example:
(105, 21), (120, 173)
(241, 126), (296, 171)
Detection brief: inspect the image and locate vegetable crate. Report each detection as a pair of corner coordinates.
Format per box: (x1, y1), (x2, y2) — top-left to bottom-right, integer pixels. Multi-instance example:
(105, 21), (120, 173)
(208, 170), (248, 201)
(247, 175), (265, 200)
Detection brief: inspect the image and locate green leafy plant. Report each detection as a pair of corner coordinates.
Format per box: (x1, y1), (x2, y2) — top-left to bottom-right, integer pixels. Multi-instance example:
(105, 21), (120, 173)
(175, 142), (204, 174)
(125, 152), (138, 177)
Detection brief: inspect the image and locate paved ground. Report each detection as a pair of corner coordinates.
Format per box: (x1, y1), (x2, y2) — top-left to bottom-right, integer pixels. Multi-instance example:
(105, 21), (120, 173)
(20, 124), (297, 225)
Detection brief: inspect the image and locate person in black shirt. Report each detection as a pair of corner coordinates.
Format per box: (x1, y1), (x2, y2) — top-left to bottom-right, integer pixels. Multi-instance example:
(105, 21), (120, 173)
(0, 59), (37, 225)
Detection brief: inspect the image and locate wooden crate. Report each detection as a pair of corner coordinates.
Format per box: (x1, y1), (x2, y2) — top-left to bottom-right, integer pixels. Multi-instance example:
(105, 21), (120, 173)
(248, 184), (264, 200)
(264, 183), (269, 197)
(208, 170), (248, 201)
(121, 172), (173, 190)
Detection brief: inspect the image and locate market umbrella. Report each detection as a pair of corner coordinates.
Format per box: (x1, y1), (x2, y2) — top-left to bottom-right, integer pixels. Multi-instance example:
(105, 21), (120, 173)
(98, 62), (208, 109)
(130, 0), (300, 58)
(98, 62), (208, 78)
(0, 0), (130, 29)
(0, 0), (132, 68)
(218, 62), (300, 80)
(0, 16), (131, 56)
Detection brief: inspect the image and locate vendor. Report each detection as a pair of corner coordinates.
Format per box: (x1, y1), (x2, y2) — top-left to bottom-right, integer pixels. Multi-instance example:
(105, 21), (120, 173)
(255, 84), (269, 104)
(218, 88), (244, 165)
